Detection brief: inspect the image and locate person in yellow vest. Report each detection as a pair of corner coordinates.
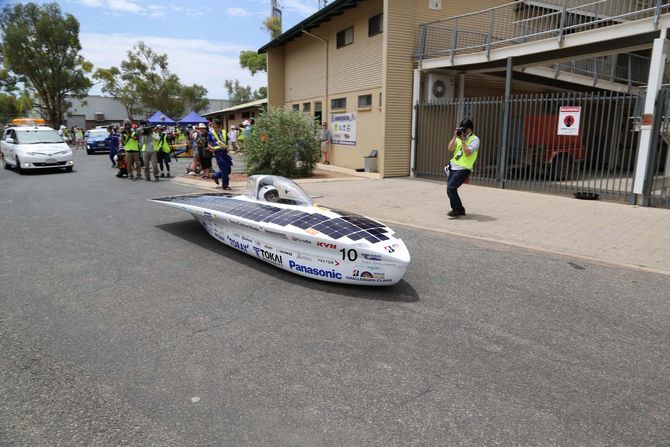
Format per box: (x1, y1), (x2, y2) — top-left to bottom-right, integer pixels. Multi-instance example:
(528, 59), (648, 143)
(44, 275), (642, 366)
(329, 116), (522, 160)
(446, 119), (479, 218)
(122, 123), (141, 180)
(155, 125), (172, 178)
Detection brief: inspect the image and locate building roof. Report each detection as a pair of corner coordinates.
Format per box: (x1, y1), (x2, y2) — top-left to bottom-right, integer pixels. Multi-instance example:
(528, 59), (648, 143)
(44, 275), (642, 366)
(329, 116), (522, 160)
(203, 98), (268, 117)
(258, 0), (362, 53)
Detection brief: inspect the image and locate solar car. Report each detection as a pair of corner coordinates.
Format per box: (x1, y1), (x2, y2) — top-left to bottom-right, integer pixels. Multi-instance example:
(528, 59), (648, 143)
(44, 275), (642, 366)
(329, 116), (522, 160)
(152, 175), (410, 285)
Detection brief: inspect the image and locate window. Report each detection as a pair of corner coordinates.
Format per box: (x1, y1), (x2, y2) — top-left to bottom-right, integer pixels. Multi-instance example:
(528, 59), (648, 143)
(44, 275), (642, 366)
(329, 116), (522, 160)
(379, 92), (383, 107)
(228, 114), (235, 120)
(242, 111), (251, 118)
(292, 104), (300, 111)
(358, 94), (372, 108)
(336, 26), (354, 48)
(303, 102), (311, 113)
(331, 97), (346, 110)
(368, 14), (383, 37)
(314, 102), (322, 112)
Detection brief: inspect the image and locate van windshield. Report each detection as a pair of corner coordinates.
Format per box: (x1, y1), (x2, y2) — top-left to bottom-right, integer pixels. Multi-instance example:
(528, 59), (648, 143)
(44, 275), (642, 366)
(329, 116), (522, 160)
(15, 130), (63, 144)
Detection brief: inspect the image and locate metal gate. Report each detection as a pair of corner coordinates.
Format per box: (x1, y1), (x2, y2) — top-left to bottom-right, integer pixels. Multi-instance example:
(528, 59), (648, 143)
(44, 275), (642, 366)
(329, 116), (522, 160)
(415, 91), (644, 203)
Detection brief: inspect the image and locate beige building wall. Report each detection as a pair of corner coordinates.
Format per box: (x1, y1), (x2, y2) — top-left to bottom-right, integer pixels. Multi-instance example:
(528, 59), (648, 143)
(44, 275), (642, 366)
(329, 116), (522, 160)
(280, 0), (385, 171)
(265, 0), (513, 177)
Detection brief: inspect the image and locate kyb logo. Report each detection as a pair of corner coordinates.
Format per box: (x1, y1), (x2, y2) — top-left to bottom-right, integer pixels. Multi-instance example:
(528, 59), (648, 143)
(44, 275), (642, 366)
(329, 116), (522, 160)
(253, 246), (283, 264)
(316, 242), (337, 249)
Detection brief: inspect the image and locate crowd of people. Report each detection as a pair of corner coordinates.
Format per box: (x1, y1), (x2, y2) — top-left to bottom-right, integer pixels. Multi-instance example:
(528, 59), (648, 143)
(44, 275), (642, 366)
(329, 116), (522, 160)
(101, 119), (244, 189)
(58, 125), (85, 150)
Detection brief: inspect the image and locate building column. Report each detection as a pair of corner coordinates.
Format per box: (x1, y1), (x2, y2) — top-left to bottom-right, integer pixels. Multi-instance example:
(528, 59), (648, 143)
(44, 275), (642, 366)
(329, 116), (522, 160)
(633, 28), (669, 204)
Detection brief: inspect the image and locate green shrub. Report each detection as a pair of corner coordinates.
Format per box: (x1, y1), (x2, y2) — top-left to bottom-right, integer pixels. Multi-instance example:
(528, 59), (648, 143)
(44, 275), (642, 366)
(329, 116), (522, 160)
(244, 107), (320, 178)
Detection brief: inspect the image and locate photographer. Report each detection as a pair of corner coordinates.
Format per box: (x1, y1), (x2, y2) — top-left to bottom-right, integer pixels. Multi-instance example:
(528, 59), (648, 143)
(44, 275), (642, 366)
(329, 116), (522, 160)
(122, 122), (141, 180)
(446, 119), (479, 218)
(140, 124), (159, 182)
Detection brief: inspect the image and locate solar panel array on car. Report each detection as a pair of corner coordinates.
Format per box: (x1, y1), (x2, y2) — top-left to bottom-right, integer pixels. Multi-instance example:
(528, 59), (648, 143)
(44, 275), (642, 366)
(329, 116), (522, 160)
(153, 195), (391, 243)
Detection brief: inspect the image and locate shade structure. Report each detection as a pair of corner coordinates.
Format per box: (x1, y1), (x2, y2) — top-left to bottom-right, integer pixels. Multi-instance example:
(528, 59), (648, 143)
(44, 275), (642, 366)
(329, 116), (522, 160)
(147, 110), (176, 125)
(178, 111), (209, 125)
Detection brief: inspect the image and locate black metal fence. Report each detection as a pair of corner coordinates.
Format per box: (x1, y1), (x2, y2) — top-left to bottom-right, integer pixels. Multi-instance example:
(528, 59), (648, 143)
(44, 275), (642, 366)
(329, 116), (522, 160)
(415, 91), (656, 204)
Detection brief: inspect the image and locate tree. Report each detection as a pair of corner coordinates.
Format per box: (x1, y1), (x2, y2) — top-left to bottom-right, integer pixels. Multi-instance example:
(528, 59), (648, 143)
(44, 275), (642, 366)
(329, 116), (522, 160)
(0, 93), (18, 122)
(224, 79), (265, 106)
(181, 84), (209, 114)
(263, 16), (281, 39)
(0, 2), (92, 126)
(93, 66), (142, 120)
(244, 107), (320, 178)
(93, 41), (208, 119)
(239, 50), (266, 76)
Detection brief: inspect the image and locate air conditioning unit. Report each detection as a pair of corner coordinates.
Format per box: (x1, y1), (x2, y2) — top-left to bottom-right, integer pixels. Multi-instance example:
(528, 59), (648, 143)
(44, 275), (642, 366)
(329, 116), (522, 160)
(94, 112), (105, 121)
(425, 73), (454, 102)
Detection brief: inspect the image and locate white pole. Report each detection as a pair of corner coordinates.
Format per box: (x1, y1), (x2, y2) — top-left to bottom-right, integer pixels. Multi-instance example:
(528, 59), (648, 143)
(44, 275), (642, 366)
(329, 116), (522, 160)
(633, 28), (669, 201)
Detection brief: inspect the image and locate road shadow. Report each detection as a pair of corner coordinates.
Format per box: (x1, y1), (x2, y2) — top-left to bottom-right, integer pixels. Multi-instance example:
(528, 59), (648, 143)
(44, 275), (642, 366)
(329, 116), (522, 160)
(156, 219), (419, 303)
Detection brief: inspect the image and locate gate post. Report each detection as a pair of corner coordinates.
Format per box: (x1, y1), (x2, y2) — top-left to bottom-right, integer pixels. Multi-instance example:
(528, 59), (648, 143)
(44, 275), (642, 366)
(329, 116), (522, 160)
(498, 57), (513, 188)
(633, 28), (669, 205)
(410, 68), (421, 177)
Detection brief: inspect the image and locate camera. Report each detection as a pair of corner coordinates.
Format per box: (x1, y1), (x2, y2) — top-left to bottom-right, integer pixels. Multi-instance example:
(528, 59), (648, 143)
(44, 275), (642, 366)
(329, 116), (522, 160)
(456, 127), (465, 137)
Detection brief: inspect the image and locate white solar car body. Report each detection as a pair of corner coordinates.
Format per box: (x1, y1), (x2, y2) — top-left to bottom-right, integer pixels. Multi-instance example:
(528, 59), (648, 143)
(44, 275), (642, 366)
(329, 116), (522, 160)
(151, 175), (410, 286)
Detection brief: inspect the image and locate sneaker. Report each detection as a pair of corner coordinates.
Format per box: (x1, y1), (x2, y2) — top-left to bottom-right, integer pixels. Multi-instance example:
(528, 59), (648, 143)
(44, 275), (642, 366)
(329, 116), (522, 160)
(213, 177), (219, 185)
(128, 175), (134, 180)
(166, 173), (171, 178)
(447, 210), (461, 218)
(160, 172), (165, 178)
(154, 177), (159, 182)
(145, 177), (151, 182)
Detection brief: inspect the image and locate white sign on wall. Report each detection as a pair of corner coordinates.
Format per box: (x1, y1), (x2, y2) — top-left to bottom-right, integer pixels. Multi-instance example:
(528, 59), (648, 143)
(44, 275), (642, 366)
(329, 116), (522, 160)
(330, 112), (357, 146)
(429, 0), (442, 10)
(557, 106), (581, 136)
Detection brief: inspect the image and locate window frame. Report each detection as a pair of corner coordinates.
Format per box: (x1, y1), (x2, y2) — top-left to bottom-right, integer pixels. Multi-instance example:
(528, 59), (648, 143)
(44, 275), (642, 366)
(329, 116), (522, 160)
(368, 13), (383, 37)
(358, 94), (373, 109)
(336, 26), (354, 49)
(331, 97), (347, 110)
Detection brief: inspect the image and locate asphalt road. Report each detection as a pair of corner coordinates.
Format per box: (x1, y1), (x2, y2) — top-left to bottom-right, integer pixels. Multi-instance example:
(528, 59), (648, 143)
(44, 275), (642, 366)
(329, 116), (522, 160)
(1, 152), (668, 446)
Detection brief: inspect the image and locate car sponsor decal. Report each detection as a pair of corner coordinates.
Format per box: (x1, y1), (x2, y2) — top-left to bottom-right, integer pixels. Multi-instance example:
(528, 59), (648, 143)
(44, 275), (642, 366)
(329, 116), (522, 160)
(291, 236), (312, 244)
(317, 258), (340, 267)
(253, 246), (283, 266)
(226, 236), (249, 253)
(229, 219), (261, 232)
(383, 244), (400, 253)
(278, 249), (294, 257)
(305, 228), (319, 235)
(264, 229), (288, 239)
(361, 253), (382, 261)
(241, 235), (253, 243)
(288, 261), (342, 279)
(316, 242), (337, 249)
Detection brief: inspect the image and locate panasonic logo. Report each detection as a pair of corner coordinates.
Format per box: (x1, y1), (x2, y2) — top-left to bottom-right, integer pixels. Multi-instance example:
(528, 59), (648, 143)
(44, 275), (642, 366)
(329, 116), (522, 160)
(288, 261), (342, 279)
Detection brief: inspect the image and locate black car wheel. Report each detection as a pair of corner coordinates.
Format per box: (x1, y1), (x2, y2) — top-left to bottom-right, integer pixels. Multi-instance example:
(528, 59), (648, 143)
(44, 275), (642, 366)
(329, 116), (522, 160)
(15, 156), (23, 174)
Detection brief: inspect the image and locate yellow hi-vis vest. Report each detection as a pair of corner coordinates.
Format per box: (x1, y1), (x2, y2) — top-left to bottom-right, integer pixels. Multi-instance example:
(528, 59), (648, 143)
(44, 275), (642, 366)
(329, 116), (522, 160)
(158, 134), (171, 153)
(123, 132), (139, 151)
(450, 133), (478, 171)
(211, 129), (227, 148)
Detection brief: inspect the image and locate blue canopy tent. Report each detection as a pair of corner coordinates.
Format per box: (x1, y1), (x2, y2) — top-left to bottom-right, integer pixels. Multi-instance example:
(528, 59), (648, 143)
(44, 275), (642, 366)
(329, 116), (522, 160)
(147, 110), (176, 126)
(177, 111), (209, 125)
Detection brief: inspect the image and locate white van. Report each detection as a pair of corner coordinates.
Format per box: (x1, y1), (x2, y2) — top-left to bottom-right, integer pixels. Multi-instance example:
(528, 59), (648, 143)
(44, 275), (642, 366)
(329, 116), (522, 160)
(1, 126), (74, 173)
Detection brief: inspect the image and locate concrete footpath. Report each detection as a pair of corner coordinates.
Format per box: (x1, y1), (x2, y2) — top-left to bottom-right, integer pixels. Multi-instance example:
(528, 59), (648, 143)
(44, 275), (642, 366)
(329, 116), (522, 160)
(176, 166), (670, 277)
